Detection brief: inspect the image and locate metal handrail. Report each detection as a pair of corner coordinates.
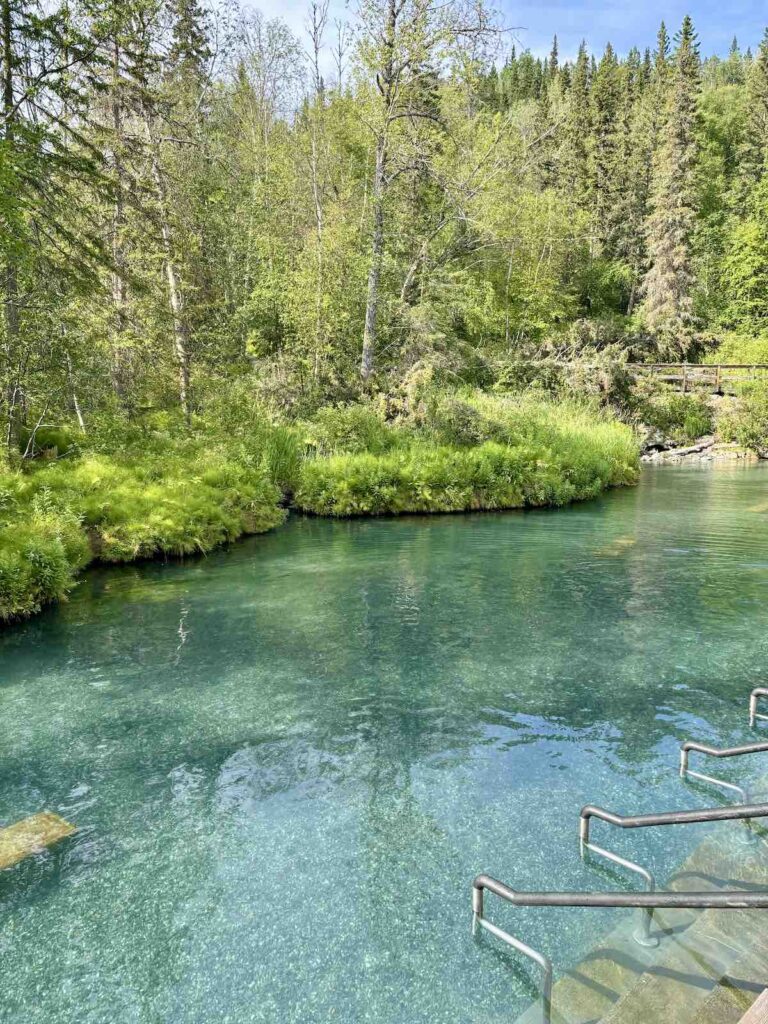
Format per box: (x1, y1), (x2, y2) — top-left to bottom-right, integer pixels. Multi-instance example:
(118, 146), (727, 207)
(578, 801), (768, 944)
(680, 740), (768, 802)
(750, 688), (768, 728)
(472, 874), (768, 1024)
(579, 801), (768, 844)
(579, 838), (657, 946)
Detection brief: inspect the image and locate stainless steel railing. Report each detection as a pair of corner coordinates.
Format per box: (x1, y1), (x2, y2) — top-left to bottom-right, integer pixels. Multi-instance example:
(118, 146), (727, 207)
(472, 875), (768, 1024)
(750, 688), (768, 727)
(680, 740), (768, 802)
(472, 691), (768, 1021)
(578, 801), (768, 945)
(579, 800), (768, 844)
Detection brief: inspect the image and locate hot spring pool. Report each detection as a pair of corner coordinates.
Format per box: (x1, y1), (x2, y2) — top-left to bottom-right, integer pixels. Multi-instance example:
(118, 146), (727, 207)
(2, 463), (768, 1023)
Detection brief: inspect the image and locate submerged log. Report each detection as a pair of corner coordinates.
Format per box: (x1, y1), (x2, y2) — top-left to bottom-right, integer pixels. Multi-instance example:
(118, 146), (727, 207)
(0, 811), (75, 870)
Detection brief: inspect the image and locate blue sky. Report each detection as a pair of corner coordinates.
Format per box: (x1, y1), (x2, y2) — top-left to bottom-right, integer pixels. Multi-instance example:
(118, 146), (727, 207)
(248, 0), (767, 63)
(504, 1), (766, 60)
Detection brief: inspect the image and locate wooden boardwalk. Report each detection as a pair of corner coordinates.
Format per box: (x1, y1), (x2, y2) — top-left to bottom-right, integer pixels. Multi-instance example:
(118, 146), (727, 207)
(627, 363), (768, 393)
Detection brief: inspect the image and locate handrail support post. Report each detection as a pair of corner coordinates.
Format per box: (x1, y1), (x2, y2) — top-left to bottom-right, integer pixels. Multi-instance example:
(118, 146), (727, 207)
(750, 688), (768, 728)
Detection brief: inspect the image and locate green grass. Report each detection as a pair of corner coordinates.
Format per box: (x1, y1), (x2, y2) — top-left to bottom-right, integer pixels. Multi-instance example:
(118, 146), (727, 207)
(0, 393), (640, 622)
(295, 394), (639, 517)
(0, 444), (285, 621)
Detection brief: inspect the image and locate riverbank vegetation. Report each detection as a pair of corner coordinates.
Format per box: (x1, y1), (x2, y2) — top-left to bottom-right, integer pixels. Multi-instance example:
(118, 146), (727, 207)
(0, 393), (637, 620)
(2, 1), (768, 621)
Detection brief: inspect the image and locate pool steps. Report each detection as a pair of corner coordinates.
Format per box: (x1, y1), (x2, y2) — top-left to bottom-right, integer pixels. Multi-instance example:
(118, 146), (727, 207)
(475, 687), (768, 1024)
(0, 811), (75, 871)
(513, 828), (768, 1024)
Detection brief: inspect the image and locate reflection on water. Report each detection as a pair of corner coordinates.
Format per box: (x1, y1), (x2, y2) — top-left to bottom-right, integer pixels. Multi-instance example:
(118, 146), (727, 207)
(1, 463), (768, 1022)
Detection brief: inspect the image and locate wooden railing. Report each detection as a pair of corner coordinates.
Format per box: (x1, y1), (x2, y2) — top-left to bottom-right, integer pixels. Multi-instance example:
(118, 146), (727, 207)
(627, 363), (768, 393)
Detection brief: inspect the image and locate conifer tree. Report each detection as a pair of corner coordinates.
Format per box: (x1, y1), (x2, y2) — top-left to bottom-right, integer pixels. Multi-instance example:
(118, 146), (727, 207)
(611, 48), (652, 310)
(590, 43), (621, 251)
(737, 29), (768, 194)
(562, 42), (591, 208)
(641, 16), (701, 351)
(169, 0), (212, 78)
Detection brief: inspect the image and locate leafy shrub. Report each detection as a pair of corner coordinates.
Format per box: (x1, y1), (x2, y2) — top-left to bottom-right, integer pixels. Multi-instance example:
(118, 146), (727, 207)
(705, 332), (768, 365)
(719, 382), (768, 455)
(420, 394), (496, 447)
(493, 361), (566, 395)
(633, 388), (714, 444)
(18, 424), (78, 458)
(304, 404), (402, 456)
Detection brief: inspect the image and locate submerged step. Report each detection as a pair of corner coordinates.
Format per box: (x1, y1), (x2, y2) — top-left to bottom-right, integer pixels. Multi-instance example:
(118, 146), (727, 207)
(513, 828), (768, 1024)
(739, 989), (768, 1024)
(0, 812), (76, 870)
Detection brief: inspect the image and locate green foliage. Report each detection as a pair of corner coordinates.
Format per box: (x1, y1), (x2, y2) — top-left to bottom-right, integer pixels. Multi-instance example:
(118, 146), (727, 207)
(17, 425), (79, 458)
(0, 497), (90, 620)
(706, 332), (768, 364)
(721, 178), (768, 332)
(0, 440), (285, 620)
(718, 382), (768, 453)
(295, 395), (639, 517)
(303, 404), (402, 457)
(633, 386), (714, 443)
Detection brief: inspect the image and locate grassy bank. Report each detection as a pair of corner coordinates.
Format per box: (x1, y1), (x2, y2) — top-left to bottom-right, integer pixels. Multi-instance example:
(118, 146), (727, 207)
(0, 445), (284, 620)
(0, 393), (639, 623)
(296, 395), (638, 515)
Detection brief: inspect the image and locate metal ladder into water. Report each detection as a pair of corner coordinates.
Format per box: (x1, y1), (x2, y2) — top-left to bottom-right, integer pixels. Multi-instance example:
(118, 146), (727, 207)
(472, 687), (768, 1024)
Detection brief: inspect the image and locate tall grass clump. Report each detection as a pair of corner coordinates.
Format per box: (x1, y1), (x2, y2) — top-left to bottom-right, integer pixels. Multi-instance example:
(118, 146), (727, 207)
(719, 382), (768, 456)
(0, 492), (90, 619)
(295, 393), (639, 516)
(0, 440), (285, 622)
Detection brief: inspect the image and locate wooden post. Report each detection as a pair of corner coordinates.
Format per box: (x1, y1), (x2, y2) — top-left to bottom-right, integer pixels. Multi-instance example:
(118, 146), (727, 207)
(714, 365), (721, 394)
(682, 364), (687, 393)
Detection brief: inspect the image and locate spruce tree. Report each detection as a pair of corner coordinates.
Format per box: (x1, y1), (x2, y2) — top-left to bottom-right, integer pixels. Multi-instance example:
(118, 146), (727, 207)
(169, 0), (212, 79)
(654, 21), (670, 85)
(590, 43), (621, 251)
(563, 42), (591, 208)
(612, 49), (652, 310)
(532, 84), (557, 189)
(737, 29), (768, 195)
(641, 16), (701, 351)
(548, 35), (559, 82)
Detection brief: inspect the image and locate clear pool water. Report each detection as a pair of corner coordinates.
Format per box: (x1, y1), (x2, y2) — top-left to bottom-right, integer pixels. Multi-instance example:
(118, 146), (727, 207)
(2, 463), (768, 1023)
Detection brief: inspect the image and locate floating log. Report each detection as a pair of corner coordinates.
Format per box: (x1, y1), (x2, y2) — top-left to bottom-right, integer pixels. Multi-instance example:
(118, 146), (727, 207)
(0, 811), (75, 870)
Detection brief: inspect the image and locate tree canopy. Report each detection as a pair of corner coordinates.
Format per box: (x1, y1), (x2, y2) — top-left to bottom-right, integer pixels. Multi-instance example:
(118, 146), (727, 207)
(1, 2), (767, 435)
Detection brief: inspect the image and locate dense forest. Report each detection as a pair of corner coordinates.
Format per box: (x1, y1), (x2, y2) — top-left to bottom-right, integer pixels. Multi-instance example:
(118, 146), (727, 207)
(2, 0), (768, 424)
(1, 0), (767, 622)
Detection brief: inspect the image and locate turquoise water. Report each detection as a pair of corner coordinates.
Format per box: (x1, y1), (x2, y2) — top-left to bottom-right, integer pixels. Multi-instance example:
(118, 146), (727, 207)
(2, 463), (768, 1023)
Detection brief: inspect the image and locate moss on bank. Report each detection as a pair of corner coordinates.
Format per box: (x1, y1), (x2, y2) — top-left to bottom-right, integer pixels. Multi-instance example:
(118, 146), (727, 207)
(0, 394), (639, 623)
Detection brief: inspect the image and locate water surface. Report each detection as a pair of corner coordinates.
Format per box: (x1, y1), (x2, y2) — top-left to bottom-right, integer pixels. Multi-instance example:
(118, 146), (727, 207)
(2, 463), (768, 1023)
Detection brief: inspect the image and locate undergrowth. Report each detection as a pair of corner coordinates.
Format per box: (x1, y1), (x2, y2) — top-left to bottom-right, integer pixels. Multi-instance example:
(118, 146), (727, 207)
(0, 392), (640, 622)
